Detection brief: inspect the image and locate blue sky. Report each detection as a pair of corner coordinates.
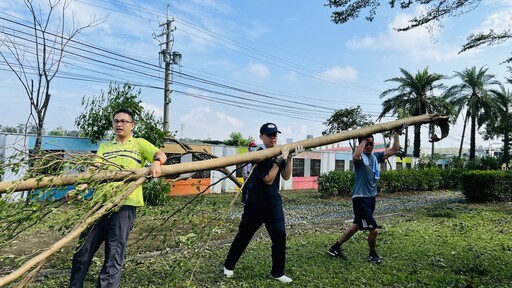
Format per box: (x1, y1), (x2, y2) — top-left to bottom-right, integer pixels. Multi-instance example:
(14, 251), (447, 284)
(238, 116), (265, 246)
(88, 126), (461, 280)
(1, 0), (511, 152)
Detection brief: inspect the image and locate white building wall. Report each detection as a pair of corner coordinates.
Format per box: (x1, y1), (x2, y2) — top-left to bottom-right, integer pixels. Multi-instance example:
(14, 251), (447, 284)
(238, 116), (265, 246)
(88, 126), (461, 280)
(210, 145), (238, 193)
(385, 156), (396, 170)
(0, 134), (30, 201)
(281, 177), (292, 190)
(321, 152), (336, 174)
(0, 134), (29, 181)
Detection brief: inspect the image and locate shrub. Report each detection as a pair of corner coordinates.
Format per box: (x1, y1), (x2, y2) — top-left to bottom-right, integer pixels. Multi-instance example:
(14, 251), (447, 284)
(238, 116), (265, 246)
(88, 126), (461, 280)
(461, 170), (512, 202)
(318, 167), (511, 203)
(379, 170), (404, 193)
(439, 168), (464, 189)
(319, 167), (463, 198)
(143, 178), (172, 206)
(317, 170), (353, 198)
(418, 168), (443, 191)
(465, 156), (501, 170)
(379, 168), (442, 193)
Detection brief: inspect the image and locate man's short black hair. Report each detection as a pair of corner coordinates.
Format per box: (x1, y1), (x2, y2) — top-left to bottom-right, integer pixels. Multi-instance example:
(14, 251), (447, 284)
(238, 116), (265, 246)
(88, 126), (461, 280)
(358, 134), (374, 143)
(113, 108), (135, 121)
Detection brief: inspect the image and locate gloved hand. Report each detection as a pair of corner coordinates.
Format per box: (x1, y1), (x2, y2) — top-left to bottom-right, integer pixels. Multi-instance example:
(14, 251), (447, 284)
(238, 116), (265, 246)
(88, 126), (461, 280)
(393, 123), (408, 135)
(290, 145), (304, 158)
(274, 146), (289, 168)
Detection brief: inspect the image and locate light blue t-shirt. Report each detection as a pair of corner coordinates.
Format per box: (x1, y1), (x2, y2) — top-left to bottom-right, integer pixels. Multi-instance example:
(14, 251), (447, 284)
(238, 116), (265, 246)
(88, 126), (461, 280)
(352, 152), (384, 198)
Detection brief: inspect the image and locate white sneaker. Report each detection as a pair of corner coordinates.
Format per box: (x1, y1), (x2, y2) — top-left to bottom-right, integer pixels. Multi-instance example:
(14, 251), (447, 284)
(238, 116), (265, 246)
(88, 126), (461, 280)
(274, 275), (293, 283)
(223, 266), (234, 278)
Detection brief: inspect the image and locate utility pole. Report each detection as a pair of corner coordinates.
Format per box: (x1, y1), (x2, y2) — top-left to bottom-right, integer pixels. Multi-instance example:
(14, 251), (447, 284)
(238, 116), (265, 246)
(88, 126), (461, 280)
(158, 4), (181, 133)
(180, 122), (184, 140)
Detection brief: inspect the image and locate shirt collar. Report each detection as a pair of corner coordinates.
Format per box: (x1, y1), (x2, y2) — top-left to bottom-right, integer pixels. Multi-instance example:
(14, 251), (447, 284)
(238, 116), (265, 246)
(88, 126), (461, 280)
(111, 136), (133, 144)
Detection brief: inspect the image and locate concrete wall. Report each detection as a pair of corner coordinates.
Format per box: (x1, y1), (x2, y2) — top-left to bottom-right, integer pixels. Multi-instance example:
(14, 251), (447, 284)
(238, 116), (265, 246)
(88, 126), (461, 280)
(211, 145), (238, 193)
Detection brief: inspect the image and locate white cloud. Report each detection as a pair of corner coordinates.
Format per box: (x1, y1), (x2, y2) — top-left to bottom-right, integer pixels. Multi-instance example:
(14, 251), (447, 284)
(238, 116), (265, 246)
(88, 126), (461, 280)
(246, 63), (270, 81)
(317, 66), (358, 82)
(346, 8), (464, 63)
(294, 123), (315, 141)
(473, 7), (512, 32)
(179, 106), (244, 140)
(141, 103), (163, 118)
(181, 106), (212, 123)
(215, 111), (242, 127)
(67, 1), (109, 29)
(180, 0), (233, 15)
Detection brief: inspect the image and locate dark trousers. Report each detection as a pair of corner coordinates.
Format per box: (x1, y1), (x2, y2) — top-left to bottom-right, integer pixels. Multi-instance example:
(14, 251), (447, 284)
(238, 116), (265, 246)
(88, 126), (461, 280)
(224, 195), (287, 277)
(70, 205), (136, 288)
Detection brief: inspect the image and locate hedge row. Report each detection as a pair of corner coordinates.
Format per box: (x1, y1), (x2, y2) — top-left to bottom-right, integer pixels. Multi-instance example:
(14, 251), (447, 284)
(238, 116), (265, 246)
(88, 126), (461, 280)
(460, 170), (512, 202)
(317, 168), (511, 202)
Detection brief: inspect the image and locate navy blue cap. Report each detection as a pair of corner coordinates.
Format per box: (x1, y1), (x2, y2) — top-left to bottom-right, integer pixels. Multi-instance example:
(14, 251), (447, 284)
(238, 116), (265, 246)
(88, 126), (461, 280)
(260, 123), (281, 135)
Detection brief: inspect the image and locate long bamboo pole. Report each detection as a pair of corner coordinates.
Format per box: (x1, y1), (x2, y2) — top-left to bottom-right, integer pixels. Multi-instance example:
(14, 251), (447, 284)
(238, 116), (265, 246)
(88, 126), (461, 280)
(0, 177), (148, 287)
(0, 114), (449, 194)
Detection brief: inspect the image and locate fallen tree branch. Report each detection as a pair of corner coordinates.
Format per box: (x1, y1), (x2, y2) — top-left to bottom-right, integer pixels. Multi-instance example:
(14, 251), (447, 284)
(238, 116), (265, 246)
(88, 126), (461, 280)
(0, 114), (449, 193)
(0, 177), (148, 287)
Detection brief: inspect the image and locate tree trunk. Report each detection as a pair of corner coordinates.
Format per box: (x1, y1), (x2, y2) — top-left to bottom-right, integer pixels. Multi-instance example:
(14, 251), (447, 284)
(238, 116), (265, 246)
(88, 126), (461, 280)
(404, 126), (409, 156)
(470, 112), (477, 160)
(0, 114), (450, 194)
(458, 112), (469, 158)
(504, 133), (510, 170)
(413, 124), (421, 158)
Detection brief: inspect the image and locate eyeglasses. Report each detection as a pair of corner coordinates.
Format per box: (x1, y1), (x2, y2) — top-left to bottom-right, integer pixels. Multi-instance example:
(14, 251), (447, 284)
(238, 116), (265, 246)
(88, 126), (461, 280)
(112, 119), (133, 125)
(365, 142), (374, 147)
(264, 132), (278, 137)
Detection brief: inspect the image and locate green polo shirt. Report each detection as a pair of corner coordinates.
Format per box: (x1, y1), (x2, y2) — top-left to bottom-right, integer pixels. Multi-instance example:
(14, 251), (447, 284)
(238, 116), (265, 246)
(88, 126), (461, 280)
(94, 137), (159, 207)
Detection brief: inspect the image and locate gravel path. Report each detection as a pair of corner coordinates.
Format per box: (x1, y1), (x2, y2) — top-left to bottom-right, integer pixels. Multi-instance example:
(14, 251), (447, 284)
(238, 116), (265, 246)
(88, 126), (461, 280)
(227, 190), (466, 226)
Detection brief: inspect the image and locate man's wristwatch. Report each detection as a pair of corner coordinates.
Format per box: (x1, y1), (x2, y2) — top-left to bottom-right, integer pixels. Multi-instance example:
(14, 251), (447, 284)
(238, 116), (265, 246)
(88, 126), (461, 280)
(274, 156), (286, 168)
(153, 156), (164, 165)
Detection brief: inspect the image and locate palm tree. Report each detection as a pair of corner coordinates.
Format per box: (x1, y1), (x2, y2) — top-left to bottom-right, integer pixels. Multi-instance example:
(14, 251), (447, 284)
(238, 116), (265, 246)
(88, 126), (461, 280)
(485, 87), (512, 169)
(378, 67), (447, 157)
(444, 66), (502, 160)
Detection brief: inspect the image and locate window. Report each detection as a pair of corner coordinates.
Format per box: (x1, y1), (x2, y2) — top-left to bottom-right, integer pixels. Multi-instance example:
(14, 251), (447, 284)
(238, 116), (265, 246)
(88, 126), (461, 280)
(349, 160), (354, 171)
(335, 159), (345, 171)
(165, 153), (181, 165)
(310, 159), (321, 176)
(406, 163), (412, 169)
(292, 158), (305, 177)
(396, 162), (403, 170)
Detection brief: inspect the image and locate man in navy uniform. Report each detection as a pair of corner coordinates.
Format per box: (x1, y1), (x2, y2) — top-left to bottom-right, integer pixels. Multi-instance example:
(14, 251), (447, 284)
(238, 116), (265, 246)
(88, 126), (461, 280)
(223, 122), (302, 283)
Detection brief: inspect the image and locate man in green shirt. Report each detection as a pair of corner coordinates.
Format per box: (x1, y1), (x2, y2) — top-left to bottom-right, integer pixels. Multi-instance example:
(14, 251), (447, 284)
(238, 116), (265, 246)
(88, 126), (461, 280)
(70, 108), (167, 288)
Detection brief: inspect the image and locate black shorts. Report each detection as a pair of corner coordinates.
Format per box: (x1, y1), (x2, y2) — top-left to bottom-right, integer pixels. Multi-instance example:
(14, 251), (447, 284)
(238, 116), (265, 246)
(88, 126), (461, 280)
(352, 196), (378, 230)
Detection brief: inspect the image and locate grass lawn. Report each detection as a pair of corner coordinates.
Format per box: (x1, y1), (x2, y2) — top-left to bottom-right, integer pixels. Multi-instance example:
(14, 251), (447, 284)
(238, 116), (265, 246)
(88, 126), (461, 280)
(3, 190), (512, 287)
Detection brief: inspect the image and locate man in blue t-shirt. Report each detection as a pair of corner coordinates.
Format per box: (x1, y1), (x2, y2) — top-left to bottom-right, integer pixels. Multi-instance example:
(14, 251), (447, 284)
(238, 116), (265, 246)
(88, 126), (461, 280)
(328, 129), (401, 264)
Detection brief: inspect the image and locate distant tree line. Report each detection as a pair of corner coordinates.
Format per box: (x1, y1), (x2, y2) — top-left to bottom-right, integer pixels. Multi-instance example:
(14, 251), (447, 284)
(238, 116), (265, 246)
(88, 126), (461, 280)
(0, 124), (79, 137)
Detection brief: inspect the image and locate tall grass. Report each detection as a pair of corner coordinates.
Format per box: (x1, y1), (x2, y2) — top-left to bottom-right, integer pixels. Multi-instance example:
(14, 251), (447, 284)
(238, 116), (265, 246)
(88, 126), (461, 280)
(7, 191), (512, 287)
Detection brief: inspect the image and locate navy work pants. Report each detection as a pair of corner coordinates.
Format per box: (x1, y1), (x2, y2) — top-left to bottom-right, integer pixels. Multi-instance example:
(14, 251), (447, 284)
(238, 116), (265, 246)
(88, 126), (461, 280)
(70, 205), (136, 288)
(224, 194), (287, 278)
